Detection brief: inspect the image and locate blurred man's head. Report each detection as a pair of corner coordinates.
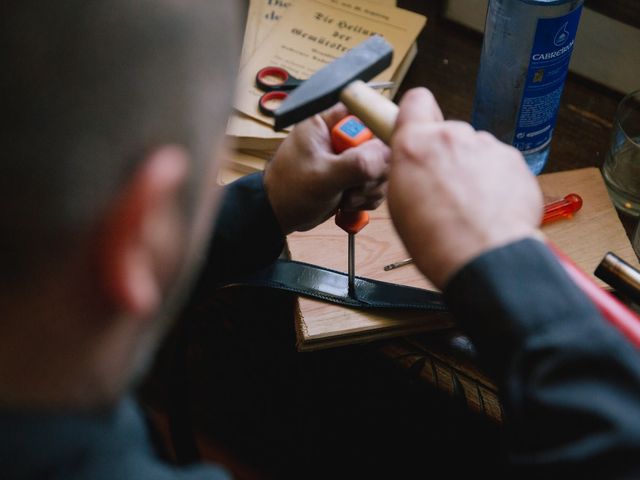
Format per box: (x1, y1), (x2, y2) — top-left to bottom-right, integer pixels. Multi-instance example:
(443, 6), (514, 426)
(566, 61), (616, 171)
(1, 1), (240, 408)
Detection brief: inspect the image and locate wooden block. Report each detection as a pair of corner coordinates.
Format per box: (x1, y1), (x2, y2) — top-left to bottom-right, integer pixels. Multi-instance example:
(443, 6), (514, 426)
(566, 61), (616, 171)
(289, 167), (638, 351)
(538, 167), (638, 280)
(291, 201), (454, 351)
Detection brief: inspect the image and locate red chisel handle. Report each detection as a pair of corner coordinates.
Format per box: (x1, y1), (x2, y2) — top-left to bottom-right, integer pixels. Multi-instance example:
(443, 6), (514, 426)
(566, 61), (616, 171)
(335, 210), (369, 234)
(331, 115), (373, 234)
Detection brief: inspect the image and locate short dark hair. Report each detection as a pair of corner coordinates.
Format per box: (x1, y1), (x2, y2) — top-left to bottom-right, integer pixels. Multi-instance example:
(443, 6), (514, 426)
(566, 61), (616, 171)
(1, 1), (239, 281)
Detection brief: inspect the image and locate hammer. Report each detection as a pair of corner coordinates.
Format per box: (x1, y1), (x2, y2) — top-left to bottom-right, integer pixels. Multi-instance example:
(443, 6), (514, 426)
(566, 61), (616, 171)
(274, 36), (640, 344)
(275, 36), (397, 298)
(274, 35), (399, 144)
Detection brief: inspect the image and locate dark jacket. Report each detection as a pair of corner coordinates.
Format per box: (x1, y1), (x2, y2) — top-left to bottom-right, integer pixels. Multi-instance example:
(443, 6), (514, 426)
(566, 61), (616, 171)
(2, 172), (639, 478)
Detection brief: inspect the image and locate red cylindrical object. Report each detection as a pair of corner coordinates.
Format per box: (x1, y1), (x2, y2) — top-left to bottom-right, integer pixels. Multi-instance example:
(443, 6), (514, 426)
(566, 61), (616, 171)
(549, 242), (640, 349)
(542, 193), (583, 225)
(332, 115), (373, 235)
(335, 210), (369, 235)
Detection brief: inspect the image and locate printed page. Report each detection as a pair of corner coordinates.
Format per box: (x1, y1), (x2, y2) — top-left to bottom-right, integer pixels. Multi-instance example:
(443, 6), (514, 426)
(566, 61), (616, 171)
(229, 0), (398, 141)
(242, 0), (396, 63)
(235, 0), (425, 127)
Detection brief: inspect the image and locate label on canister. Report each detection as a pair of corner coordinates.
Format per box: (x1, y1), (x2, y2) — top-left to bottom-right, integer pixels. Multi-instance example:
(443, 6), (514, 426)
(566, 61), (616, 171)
(513, 5), (583, 154)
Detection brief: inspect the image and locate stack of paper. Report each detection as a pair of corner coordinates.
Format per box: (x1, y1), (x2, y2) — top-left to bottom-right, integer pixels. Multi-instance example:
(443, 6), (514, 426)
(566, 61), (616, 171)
(226, 0), (426, 174)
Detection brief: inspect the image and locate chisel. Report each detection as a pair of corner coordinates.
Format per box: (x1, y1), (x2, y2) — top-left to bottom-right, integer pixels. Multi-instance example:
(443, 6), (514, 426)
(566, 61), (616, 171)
(331, 115), (374, 298)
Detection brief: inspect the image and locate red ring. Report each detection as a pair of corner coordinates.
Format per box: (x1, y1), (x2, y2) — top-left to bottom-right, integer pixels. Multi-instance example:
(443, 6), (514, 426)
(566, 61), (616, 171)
(259, 91), (288, 116)
(256, 66), (289, 87)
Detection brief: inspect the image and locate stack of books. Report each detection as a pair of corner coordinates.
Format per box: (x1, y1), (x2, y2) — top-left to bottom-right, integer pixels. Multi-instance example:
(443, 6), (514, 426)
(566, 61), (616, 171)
(225, 0), (426, 175)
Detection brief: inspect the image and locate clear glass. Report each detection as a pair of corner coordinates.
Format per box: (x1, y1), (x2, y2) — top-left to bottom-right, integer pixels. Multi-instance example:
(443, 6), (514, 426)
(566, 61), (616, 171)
(602, 90), (640, 216)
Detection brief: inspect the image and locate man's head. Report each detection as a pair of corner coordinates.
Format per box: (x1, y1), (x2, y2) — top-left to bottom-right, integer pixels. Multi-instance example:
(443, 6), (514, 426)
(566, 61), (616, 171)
(1, 1), (240, 407)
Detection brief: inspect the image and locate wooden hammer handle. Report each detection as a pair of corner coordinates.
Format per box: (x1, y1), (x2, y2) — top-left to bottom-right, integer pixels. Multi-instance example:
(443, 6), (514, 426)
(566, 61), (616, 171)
(339, 80), (399, 145)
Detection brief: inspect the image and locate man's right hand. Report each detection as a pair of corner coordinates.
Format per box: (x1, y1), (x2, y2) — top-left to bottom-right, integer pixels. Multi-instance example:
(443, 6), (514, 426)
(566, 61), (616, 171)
(388, 88), (544, 289)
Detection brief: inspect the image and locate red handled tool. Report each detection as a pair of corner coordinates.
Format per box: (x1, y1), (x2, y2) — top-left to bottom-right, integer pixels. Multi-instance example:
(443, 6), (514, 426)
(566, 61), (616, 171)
(543, 193), (583, 224)
(535, 196), (640, 345)
(384, 194), (586, 271)
(550, 244), (640, 348)
(332, 115), (374, 297)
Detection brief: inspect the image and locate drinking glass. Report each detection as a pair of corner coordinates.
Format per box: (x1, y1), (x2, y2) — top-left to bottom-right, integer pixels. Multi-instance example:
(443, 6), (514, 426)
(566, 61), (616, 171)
(602, 90), (640, 216)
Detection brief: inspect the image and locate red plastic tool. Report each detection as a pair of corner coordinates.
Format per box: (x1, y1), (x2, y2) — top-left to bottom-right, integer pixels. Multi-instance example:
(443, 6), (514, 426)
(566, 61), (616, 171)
(542, 193), (583, 225)
(331, 115), (374, 296)
(549, 243), (640, 348)
(537, 194), (639, 347)
(384, 194), (586, 272)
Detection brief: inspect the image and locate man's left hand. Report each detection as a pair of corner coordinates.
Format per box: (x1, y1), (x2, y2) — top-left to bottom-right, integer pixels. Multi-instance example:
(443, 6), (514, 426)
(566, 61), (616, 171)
(264, 105), (390, 234)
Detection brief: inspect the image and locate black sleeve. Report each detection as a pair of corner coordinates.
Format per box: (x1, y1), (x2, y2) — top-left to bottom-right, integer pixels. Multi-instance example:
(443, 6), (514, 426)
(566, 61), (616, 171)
(444, 238), (640, 476)
(194, 172), (285, 288)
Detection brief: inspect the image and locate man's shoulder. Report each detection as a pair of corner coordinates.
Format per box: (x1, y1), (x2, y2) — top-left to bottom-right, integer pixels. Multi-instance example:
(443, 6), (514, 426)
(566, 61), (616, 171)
(61, 450), (231, 480)
(0, 397), (231, 480)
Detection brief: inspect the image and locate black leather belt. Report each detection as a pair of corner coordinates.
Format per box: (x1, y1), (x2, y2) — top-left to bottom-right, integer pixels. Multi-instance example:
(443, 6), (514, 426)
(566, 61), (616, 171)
(219, 259), (448, 312)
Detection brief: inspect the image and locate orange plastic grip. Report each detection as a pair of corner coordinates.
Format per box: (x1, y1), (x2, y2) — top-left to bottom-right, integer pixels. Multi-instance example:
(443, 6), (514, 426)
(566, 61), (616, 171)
(331, 115), (374, 154)
(331, 115), (373, 235)
(335, 210), (370, 235)
(542, 193), (583, 225)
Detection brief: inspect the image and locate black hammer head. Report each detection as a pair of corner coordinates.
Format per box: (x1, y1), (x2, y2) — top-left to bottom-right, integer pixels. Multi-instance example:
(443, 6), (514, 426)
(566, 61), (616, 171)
(273, 35), (393, 130)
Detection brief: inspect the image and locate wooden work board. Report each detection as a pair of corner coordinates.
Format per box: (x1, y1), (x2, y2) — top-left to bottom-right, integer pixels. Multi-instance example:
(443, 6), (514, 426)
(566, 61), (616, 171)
(288, 167), (639, 351)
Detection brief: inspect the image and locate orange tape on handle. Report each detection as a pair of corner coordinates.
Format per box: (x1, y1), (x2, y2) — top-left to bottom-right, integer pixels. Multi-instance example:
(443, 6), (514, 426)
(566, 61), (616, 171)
(335, 210), (369, 235)
(331, 115), (373, 235)
(331, 115), (374, 154)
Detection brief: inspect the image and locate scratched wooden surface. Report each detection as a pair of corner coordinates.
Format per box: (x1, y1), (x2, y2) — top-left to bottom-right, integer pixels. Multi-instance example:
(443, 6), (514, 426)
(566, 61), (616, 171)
(289, 167), (638, 350)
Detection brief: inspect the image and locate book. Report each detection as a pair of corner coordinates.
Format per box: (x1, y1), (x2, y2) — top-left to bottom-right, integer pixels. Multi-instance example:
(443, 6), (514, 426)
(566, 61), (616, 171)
(226, 0), (408, 160)
(227, 41), (416, 160)
(225, 0), (293, 155)
(234, 0), (426, 129)
(227, 41), (417, 165)
(226, 0), (426, 173)
(287, 167), (640, 351)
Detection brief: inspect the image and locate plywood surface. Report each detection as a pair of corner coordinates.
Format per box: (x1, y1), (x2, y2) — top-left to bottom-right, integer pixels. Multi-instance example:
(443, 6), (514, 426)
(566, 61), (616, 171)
(289, 167), (638, 350)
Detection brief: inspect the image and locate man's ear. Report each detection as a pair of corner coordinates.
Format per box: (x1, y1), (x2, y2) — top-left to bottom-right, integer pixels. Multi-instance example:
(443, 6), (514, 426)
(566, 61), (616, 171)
(98, 146), (190, 319)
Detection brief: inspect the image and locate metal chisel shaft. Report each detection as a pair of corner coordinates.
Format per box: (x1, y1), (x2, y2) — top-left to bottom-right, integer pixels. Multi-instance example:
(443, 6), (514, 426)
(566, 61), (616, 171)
(348, 233), (356, 297)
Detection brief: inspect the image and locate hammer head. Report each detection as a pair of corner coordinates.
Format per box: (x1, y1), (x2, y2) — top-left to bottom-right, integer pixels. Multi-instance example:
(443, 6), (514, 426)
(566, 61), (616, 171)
(273, 35), (393, 130)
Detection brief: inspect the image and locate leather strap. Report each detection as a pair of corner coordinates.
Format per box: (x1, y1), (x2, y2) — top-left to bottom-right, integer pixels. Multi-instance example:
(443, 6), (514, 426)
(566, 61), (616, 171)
(218, 259), (448, 312)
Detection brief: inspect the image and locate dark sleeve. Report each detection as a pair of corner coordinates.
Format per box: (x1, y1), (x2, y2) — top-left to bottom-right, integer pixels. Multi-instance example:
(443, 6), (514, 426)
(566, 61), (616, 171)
(196, 172), (285, 287)
(444, 238), (640, 476)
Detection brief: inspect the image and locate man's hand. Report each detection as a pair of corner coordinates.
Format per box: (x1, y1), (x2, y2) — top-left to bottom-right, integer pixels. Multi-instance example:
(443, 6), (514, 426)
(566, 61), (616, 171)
(264, 105), (390, 234)
(388, 88), (543, 289)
